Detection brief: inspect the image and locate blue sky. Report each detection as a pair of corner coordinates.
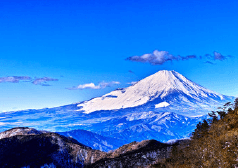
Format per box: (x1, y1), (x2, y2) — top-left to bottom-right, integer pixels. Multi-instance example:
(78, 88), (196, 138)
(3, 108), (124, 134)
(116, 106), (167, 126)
(0, 0), (238, 112)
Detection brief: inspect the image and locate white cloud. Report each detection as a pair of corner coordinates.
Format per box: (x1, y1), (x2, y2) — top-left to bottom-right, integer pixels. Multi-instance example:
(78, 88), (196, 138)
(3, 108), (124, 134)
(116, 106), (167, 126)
(77, 83), (101, 89)
(67, 81), (120, 90)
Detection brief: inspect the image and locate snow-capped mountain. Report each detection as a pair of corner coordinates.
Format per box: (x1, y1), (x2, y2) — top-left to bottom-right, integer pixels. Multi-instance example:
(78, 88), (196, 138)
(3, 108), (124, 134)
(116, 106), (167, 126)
(0, 70), (233, 150)
(78, 70), (232, 116)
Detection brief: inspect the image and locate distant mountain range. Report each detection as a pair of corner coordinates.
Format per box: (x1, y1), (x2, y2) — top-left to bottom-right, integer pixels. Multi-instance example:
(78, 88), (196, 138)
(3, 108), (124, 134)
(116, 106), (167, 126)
(0, 70), (234, 151)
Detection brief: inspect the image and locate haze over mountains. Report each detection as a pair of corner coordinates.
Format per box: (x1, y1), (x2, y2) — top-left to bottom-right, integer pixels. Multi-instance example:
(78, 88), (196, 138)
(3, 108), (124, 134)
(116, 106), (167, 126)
(0, 70), (233, 151)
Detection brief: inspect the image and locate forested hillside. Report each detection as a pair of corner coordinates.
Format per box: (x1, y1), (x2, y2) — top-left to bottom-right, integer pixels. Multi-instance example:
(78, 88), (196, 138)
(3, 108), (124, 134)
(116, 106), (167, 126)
(152, 99), (238, 168)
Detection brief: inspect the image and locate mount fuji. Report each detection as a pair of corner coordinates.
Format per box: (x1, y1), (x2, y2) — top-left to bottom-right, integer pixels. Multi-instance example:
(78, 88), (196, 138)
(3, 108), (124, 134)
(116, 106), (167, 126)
(77, 70), (232, 116)
(0, 70), (234, 151)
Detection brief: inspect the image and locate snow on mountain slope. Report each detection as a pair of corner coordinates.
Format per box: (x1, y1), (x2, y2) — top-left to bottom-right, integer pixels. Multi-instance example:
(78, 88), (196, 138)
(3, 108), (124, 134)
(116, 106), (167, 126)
(155, 102), (170, 108)
(78, 70), (230, 115)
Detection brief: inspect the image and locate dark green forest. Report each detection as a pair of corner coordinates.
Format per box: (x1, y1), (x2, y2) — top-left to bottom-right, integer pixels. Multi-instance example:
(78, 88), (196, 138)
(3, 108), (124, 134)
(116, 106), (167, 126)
(152, 99), (238, 168)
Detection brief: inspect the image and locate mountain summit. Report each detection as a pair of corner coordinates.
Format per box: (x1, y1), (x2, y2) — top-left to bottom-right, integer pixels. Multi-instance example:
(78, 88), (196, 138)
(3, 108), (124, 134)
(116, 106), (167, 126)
(78, 70), (230, 116)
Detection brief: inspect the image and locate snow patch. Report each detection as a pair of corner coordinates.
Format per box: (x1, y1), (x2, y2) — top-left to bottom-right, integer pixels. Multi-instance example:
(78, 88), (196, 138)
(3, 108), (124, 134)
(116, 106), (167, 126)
(155, 102), (170, 108)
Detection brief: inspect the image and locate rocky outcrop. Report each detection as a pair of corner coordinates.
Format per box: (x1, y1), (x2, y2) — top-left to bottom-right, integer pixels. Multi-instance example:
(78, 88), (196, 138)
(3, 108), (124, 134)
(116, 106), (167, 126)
(0, 127), (46, 139)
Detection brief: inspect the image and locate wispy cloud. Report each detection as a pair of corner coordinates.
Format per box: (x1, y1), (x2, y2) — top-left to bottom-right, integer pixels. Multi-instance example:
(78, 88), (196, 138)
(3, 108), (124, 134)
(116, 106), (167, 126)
(205, 51), (229, 61)
(128, 70), (134, 74)
(67, 81), (120, 90)
(126, 50), (197, 65)
(0, 76), (32, 83)
(204, 61), (215, 65)
(214, 51), (226, 60)
(126, 50), (231, 65)
(127, 81), (137, 85)
(32, 77), (59, 86)
(0, 76), (58, 86)
(126, 50), (179, 65)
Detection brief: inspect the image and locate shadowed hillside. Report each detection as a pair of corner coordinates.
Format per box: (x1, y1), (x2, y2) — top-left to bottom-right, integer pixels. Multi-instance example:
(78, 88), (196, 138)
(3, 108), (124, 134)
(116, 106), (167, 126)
(0, 130), (106, 168)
